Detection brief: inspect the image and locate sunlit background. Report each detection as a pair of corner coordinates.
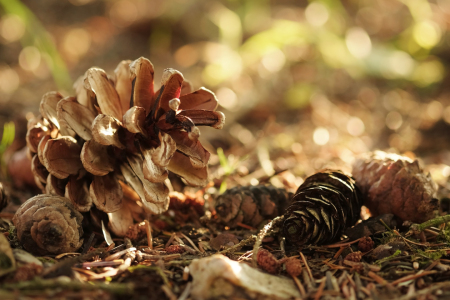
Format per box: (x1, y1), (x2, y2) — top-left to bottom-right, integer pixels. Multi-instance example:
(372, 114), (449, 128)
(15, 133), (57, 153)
(1, 0), (450, 194)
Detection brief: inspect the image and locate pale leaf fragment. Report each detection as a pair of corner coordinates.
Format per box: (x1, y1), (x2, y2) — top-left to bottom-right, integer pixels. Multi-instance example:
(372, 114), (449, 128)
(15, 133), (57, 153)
(190, 255), (301, 300)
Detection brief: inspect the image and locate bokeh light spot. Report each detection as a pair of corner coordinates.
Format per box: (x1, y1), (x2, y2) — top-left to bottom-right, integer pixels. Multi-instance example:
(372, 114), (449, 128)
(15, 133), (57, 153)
(19, 46), (41, 71)
(413, 21), (441, 49)
(305, 2), (329, 27)
(388, 51), (415, 78)
(313, 127), (329, 145)
(109, 0), (138, 28)
(174, 44), (199, 68)
(63, 28), (91, 59)
(261, 49), (286, 73)
(385, 111), (403, 130)
(345, 27), (372, 58)
(347, 117), (365, 136)
(0, 14), (26, 43)
(216, 87), (238, 111)
(427, 101), (443, 121)
(0, 66), (19, 94)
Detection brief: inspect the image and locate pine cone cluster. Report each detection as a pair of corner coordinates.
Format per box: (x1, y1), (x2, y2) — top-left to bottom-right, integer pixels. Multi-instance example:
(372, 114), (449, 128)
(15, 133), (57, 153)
(283, 170), (362, 246)
(215, 185), (292, 228)
(26, 57), (224, 235)
(352, 151), (438, 223)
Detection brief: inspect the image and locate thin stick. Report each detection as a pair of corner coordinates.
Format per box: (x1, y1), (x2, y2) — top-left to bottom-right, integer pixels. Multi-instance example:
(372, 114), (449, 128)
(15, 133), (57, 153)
(292, 275), (306, 298)
(323, 237), (364, 248)
(165, 233), (177, 248)
(179, 232), (200, 252)
(391, 270), (436, 286)
(300, 252), (313, 281)
(314, 278), (326, 300)
(367, 271), (387, 285)
(144, 220), (153, 250)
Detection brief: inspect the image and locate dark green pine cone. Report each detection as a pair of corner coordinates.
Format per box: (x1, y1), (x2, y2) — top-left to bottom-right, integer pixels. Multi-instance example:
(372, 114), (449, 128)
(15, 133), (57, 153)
(283, 170), (362, 246)
(215, 185), (292, 228)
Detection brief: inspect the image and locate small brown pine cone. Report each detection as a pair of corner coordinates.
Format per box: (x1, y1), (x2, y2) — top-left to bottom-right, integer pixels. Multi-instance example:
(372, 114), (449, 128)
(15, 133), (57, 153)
(285, 257), (302, 277)
(345, 251), (362, 262)
(358, 236), (374, 252)
(124, 222), (147, 242)
(257, 248), (280, 274)
(352, 151), (438, 223)
(12, 263), (43, 282)
(165, 245), (186, 254)
(12, 194), (84, 255)
(169, 191), (204, 216)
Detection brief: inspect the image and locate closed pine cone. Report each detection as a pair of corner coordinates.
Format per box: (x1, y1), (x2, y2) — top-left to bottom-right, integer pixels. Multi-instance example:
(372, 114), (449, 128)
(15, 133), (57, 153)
(352, 151), (438, 223)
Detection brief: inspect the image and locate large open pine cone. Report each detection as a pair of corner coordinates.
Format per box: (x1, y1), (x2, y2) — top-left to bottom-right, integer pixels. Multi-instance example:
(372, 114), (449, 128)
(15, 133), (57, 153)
(352, 151), (438, 223)
(26, 57), (224, 235)
(283, 170), (362, 246)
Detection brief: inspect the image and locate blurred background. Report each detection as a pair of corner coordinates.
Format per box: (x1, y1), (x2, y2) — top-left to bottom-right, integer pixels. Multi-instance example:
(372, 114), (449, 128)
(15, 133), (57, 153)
(1, 0), (450, 195)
